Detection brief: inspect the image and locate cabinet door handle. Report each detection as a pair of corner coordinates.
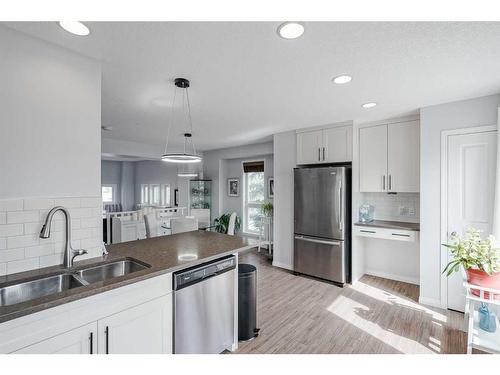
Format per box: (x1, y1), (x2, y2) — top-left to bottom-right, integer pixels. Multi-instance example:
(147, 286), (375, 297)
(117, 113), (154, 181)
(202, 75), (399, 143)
(389, 175), (392, 191)
(382, 175), (386, 191)
(105, 326), (109, 354)
(89, 331), (93, 354)
(322, 147), (325, 161)
(318, 148), (321, 161)
(360, 229), (376, 234)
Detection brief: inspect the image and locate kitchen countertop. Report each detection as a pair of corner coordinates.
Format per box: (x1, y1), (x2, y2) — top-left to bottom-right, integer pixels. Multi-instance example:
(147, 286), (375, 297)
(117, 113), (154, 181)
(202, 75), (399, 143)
(0, 231), (254, 323)
(354, 220), (420, 231)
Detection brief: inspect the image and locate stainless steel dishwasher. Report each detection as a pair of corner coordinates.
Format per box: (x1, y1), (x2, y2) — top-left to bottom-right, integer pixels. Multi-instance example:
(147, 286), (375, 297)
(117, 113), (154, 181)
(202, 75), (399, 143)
(173, 255), (236, 354)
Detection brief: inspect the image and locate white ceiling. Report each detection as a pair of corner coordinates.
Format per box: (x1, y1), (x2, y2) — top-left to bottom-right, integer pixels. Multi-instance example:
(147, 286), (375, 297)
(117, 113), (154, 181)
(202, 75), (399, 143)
(5, 22), (500, 151)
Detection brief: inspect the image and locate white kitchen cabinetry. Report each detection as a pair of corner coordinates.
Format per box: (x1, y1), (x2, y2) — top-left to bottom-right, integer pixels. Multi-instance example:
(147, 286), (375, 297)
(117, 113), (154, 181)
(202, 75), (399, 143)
(98, 296), (172, 354)
(13, 322), (97, 354)
(297, 125), (352, 164)
(387, 120), (420, 192)
(1, 273), (173, 354)
(359, 120), (419, 193)
(359, 125), (388, 192)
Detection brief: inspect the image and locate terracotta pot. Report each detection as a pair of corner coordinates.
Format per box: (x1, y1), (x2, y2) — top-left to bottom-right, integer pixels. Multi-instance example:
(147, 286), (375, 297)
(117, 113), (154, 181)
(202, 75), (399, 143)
(465, 268), (500, 300)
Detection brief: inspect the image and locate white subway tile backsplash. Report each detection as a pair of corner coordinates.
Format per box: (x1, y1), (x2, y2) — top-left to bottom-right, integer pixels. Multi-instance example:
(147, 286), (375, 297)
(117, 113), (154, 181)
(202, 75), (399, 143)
(39, 253), (64, 268)
(0, 199), (23, 212)
(359, 192), (420, 223)
(54, 197), (81, 208)
(0, 248), (25, 262)
(7, 258), (39, 275)
(25, 243), (54, 258)
(7, 234), (39, 248)
(0, 224), (24, 237)
(7, 210), (39, 224)
(24, 198), (55, 210)
(0, 196), (101, 275)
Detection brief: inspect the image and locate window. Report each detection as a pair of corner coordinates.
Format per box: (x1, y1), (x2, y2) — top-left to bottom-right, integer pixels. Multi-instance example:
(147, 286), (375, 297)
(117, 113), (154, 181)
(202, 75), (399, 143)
(243, 161), (265, 234)
(141, 184), (171, 206)
(101, 184), (116, 204)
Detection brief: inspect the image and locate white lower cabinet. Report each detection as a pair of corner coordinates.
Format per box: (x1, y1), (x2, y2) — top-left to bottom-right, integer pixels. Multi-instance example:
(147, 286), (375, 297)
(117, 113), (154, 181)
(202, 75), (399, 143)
(98, 296), (172, 354)
(2, 273), (173, 354)
(13, 322), (97, 354)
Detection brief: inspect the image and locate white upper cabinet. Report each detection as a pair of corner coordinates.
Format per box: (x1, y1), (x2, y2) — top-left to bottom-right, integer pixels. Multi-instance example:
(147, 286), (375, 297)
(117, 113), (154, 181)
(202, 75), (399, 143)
(323, 126), (353, 163)
(297, 125), (352, 165)
(359, 120), (420, 193)
(387, 120), (420, 192)
(297, 129), (323, 164)
(359, 125), (388, 192)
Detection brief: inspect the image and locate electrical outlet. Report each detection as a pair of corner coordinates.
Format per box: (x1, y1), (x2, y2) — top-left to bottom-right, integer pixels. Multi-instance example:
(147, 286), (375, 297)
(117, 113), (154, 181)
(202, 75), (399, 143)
(408, 207), (415, 216)
(399, 206), (409, 216)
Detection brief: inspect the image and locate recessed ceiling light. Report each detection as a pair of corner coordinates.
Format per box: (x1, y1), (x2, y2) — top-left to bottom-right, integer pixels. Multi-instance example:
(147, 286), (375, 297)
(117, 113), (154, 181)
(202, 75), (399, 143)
(58, 21), (90, 36)
(362, 102), (377, 109)
(332, 75), (352, 85)
(277, 22), (305, 39)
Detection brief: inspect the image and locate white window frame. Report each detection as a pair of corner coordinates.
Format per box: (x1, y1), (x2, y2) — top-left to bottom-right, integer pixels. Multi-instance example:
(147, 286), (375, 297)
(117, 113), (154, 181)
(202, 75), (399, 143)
(102, 184), (117, 204)
(141, 183), (171, 207)
(242, 159), (266, 235)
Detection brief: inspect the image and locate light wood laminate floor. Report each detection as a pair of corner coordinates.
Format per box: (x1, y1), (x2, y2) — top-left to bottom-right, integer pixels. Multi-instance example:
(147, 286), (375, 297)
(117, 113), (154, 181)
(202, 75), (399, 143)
(236, 249), (467, 354)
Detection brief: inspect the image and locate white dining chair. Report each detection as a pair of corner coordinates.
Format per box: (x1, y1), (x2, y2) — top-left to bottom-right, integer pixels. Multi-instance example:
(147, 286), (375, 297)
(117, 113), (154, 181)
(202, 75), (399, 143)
(227, 212), (237, 236)
(144, 213), (159, 238)
(171, 216), (199, 234)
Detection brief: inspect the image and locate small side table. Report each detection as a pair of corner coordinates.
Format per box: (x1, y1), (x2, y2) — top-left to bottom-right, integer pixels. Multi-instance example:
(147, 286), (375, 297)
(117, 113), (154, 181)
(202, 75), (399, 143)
(257, 216), (273, 258)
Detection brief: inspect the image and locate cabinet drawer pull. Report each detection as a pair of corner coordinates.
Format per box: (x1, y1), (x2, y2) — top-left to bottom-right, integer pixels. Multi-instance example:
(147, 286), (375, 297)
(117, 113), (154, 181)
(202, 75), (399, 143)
(360, 230), (376, 234)
(105, 326), (109, 354)
(391, 233), (410, 237)
(89, 332), (93, 354)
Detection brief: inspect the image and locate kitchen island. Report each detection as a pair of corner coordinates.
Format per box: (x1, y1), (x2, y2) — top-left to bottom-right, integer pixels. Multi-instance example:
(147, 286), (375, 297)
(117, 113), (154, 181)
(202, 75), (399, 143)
(0, 231), (254, 354)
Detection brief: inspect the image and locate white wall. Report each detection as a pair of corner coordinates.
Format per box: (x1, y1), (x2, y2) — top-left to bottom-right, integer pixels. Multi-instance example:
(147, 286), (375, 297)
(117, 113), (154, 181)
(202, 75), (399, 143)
(203, 141), (274, 220)
(272, 131), (295, 270)
(0, 26), (102, 275)
(0, 26), (101, 199)
(134, 160), (180, 205)
(420, 94), (500, 307)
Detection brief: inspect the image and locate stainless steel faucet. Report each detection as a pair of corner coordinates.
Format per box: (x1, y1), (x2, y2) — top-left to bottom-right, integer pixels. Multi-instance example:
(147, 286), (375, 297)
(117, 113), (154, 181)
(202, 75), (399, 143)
(40, 206), (88, 269)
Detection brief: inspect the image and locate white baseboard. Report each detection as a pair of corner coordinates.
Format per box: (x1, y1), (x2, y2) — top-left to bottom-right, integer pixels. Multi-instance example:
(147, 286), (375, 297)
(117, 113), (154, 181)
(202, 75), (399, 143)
(365, 270), (420, 285)
(272, 261), (293, 271)
(418, 296), (446, 309)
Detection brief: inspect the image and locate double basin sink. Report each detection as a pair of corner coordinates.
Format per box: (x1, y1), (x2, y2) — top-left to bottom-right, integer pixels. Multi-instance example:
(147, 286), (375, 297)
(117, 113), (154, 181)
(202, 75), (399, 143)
(0, 259), (150, 307)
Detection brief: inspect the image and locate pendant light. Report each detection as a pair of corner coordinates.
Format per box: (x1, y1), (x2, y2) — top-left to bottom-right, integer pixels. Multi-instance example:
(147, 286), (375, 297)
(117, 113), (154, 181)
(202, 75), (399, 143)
(162, 78), (202, 163)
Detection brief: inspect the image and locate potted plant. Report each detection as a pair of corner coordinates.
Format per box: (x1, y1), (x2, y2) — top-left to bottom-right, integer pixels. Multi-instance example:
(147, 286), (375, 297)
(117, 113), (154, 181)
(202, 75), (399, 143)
(443, 228), (500, 298)
(214, 213), (241, 234)
(261, 201), (273, 217)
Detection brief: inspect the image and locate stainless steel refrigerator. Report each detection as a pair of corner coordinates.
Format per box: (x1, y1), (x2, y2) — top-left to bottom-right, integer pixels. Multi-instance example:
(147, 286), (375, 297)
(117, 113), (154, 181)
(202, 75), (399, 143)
(294, 166), (351, 285)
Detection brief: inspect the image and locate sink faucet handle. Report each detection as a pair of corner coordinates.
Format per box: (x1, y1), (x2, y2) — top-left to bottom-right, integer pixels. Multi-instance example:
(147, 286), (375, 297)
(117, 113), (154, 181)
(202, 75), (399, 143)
(71, 248), (88, 264)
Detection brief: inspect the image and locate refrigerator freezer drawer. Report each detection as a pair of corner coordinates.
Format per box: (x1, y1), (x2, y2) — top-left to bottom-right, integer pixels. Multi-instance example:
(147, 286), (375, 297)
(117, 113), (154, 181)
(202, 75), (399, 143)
(294, 235), (346, 284)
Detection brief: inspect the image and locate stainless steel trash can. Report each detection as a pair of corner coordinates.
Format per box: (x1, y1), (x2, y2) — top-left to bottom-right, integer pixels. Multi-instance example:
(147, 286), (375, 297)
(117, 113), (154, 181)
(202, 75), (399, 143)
(238, 263), (259, 341)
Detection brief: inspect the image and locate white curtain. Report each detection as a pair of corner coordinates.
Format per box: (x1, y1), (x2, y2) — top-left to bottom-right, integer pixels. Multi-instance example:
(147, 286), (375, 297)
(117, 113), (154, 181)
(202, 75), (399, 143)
(492, 108), (500, 242)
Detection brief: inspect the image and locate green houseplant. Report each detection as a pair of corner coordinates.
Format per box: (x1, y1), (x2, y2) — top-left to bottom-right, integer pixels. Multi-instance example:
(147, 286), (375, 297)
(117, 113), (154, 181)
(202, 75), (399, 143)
(261, 201), (273, 217)
(443, 228), (500, 297)
(214, 213), (241, 234)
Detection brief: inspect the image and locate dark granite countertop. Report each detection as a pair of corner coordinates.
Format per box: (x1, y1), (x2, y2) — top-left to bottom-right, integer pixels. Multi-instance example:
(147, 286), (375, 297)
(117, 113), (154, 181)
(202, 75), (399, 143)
(0, 231), (254, 323)
(354, 220), (420, 231)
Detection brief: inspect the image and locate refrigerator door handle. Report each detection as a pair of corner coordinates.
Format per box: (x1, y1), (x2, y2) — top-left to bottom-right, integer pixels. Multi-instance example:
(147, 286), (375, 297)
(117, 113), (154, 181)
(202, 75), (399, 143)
(338, 179), (342, 230)
(294, 235), (341, 246)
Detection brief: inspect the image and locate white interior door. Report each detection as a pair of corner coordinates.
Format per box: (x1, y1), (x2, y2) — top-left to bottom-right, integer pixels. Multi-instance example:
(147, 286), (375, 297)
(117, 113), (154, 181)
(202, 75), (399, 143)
(447, 130), (497, 312)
